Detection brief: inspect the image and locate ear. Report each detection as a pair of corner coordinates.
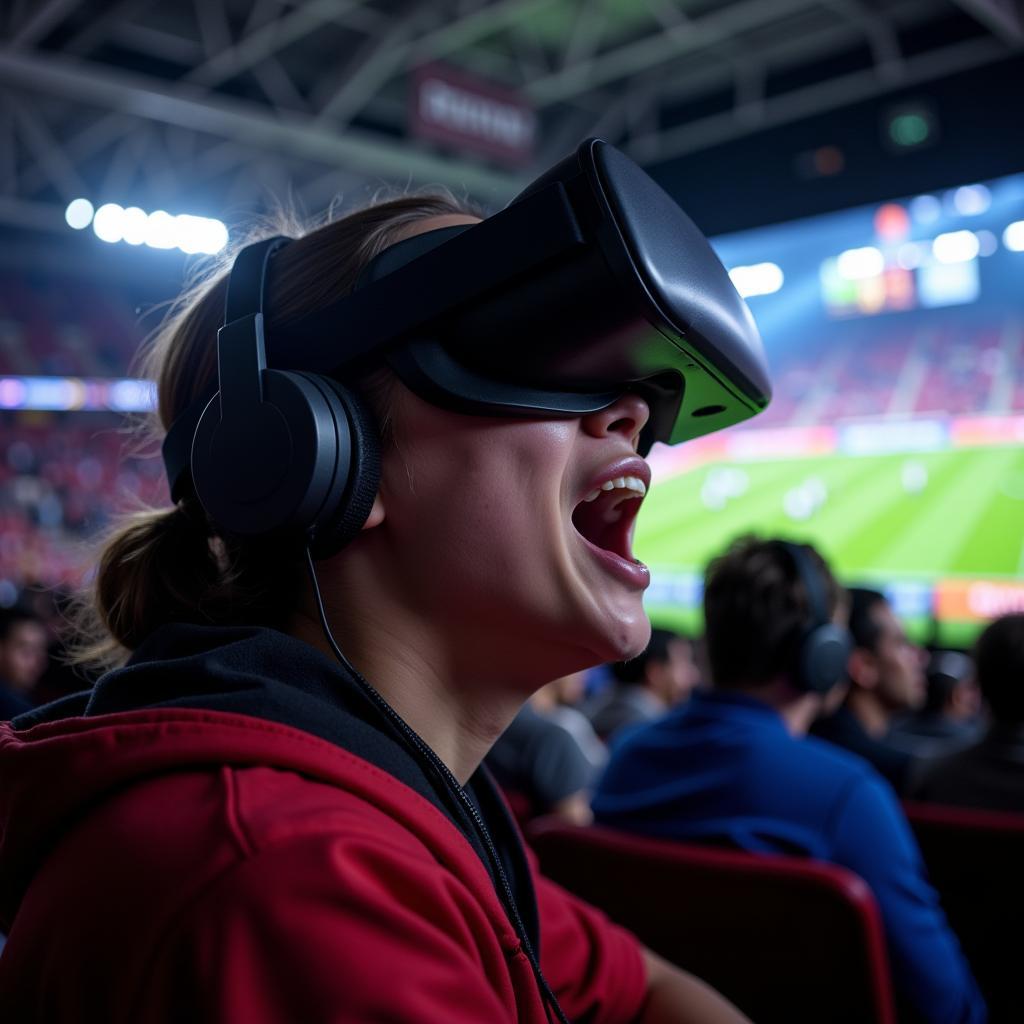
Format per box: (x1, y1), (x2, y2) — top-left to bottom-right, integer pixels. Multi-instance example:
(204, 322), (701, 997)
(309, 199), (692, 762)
(361, 492), (385, 531)
(847, 647), (878, 691)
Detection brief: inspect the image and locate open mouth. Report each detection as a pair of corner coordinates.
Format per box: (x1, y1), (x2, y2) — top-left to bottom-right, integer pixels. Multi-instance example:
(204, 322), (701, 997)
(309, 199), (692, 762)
(571, 476), (647, 562)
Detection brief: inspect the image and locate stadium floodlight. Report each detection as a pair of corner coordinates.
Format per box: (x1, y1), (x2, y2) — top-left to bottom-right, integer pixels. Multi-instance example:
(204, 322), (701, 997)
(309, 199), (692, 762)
(953, 185), (991, 217)
(204, 219), (229, 254)
(65, 198), (94, 230)
(121, 207), (149, 246)
(175, 214), (207, 254)
(1005, 220), (1024, 252)
(145, 210), (179, 250)
(174, 214), (229, 255)
(728, 262), (784, 298)
(93, 203), (126, 244)
(837, 246), (884, 280)
(66, 197), (229, 255)
(932, 230), (980, 264)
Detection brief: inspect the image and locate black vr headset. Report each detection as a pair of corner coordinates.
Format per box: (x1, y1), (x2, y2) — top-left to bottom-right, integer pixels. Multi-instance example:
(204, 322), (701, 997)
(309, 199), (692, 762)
(162, 137), (771, 557)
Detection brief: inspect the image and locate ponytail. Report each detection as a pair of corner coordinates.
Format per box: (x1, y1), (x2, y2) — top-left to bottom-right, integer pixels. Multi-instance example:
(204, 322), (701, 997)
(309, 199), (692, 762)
(71, 503), (305, 671)
(92, 506), (219, 657)
(67, 190), (479, 672)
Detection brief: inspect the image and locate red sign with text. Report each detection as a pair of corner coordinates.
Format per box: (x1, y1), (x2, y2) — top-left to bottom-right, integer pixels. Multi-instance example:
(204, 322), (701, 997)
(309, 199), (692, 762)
(411, 63), (536, 167)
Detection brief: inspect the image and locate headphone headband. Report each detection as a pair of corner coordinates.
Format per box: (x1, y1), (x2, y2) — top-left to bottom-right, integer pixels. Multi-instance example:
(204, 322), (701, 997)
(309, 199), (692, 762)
(779, 540), (830, 629)
(162, 236), (292, 504)
(224, 235), (291, 323)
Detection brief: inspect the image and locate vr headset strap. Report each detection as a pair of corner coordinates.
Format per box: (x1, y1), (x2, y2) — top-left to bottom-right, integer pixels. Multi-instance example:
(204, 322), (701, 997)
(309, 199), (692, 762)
(271, 178), (588, 373)
(162, 180), (588, 502)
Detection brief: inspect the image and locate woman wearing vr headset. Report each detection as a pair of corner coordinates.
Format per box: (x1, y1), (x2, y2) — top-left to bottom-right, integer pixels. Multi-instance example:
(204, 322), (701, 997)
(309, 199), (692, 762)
(0, 186), (751, 1022)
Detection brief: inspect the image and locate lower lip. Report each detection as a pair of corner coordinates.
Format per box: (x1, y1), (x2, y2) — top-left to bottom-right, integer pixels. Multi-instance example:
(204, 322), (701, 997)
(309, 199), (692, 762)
(576, 532), (651, 590)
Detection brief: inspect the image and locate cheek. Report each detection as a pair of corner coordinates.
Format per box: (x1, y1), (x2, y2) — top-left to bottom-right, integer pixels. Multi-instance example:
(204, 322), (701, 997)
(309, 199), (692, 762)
(379, 423), (571, 580)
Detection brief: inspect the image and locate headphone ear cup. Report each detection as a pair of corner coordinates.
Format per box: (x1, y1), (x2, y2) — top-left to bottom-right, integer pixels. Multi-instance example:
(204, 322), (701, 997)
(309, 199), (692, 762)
(302, 374), (381, 559)
(191, 369), (340, 537)
(799, 623), (853, 694)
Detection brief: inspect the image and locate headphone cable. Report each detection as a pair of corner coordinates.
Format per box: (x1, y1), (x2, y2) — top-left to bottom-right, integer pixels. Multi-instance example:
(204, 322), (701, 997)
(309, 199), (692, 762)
(303, 545), (569, 1024)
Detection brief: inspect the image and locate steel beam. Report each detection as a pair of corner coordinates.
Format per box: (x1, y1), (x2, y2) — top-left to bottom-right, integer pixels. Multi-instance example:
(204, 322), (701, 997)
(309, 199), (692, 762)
(0, 195), (67, 233)
(0, 49), (522, 200)
(9, 0), (80, 48)
(948, 0), (1024, 44)
(312, 3), (437, 124)
(184, 0), (366, 87)
(583, 0), (935, 142)
(7, 95), (87, 200)
(628, 35), (1012, 163)
(525, 0), (819, 105)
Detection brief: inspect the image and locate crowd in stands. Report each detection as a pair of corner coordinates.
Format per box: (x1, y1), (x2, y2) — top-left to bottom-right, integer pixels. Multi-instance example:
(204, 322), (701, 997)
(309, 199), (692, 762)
(3, 275), (1023, 1022)
(484, 537), (1021, 1023)
(3, 534), (1021, 1018)
(755, 313), (1022, 429)
(2, 273), (1022, 601)
(0, 272), (142, 378)
(0, 415), (168, 588)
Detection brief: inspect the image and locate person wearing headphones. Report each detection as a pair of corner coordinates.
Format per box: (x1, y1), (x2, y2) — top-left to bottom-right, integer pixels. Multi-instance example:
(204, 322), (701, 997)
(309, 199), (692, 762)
(592, 535), (986, 1024)
(0, 142), (757, 1023)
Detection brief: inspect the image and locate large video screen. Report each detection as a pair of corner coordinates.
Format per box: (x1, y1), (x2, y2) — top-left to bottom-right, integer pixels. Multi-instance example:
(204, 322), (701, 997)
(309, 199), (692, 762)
(639, 173), (1024, 646)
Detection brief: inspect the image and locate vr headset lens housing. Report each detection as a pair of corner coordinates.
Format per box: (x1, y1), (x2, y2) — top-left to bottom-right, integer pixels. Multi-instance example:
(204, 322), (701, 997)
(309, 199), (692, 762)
(163, 139), (771, 500)
(343, 139), (771, 454)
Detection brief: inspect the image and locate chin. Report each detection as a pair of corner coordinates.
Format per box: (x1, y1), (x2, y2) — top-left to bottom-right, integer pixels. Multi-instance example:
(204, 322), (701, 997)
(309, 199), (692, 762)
(593, 608), (651, 664)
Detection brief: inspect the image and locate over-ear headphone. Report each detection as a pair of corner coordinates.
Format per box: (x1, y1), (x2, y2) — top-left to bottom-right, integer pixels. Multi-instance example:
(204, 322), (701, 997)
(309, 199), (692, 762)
(187, 236), (381, 558)
(778, 541), (852, 694)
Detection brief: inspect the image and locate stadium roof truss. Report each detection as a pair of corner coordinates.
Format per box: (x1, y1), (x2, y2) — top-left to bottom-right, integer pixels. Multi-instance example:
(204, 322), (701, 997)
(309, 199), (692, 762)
(0, 0), (1020, 238)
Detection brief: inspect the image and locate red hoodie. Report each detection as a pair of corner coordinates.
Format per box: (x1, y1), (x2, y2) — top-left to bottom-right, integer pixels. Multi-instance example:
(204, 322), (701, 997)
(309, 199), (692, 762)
(0, 627), (646, 1023)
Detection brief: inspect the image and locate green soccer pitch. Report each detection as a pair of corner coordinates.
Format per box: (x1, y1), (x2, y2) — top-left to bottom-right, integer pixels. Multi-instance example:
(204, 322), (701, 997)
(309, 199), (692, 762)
(636, 444), (1024, 647)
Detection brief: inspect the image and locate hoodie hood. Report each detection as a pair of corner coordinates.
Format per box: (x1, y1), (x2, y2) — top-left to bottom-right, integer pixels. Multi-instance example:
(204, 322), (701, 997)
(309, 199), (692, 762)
(0, 624), (537, 944)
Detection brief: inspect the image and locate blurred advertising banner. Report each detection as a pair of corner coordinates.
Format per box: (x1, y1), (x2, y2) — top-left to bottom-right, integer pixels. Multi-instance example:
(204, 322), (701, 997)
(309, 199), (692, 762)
(411, 63), (536, 166)
(936, 579), (1024, 622)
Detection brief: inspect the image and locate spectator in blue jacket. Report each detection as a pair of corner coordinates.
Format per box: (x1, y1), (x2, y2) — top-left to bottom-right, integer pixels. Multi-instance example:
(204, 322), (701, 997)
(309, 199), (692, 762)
(592, 535), (985, 1024)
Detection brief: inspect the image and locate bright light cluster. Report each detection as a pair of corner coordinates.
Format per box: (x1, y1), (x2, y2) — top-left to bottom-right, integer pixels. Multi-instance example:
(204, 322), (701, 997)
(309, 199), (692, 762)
(64, 198), (228, 255)
(728, 262), (784, 298)
(932, 230), (980, 264)
(1005, 220), (1024, 252)
(0, 375), (156, 412)
(836, 246), (885, 281)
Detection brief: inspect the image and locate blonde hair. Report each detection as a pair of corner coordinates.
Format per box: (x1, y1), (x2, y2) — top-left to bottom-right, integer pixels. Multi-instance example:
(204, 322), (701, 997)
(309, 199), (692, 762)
(71, 192), (480, 671)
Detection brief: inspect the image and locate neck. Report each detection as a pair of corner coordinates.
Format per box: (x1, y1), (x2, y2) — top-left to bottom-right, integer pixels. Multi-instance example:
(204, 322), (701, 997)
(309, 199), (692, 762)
(530, 686), (557, 713)
(290, 550), (576, 785)
(846, 689), (891, 738)
(292, 609), (526, 785)
(724, 678), (821, 736)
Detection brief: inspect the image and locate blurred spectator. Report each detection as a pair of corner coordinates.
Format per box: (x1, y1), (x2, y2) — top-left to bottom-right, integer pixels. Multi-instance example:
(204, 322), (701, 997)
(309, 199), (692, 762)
(486, 689), (599, 826)
(888, 650), (984, 758)
(584, 628), (700, 742)
(592, 536), (984, 1024)
(0, 412), (169, 593)
(531, 672), (607, 774)
(811, 588), (927, 794)
(913, 613), (1024, 811)
(0, 606), (48, 718)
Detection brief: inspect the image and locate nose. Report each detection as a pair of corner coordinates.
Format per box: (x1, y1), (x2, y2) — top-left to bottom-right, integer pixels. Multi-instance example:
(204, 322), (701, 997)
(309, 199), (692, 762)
(581, 392), (651, 449)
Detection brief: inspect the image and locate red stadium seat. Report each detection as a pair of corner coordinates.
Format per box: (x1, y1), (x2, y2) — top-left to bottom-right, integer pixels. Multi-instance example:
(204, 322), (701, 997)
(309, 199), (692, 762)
(527, 819), (896, 1024)
(903, 801), (1024, 1023)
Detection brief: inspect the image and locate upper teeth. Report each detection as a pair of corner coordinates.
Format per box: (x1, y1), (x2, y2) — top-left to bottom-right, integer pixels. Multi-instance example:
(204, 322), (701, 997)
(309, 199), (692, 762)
(582, 476), (647, 503)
